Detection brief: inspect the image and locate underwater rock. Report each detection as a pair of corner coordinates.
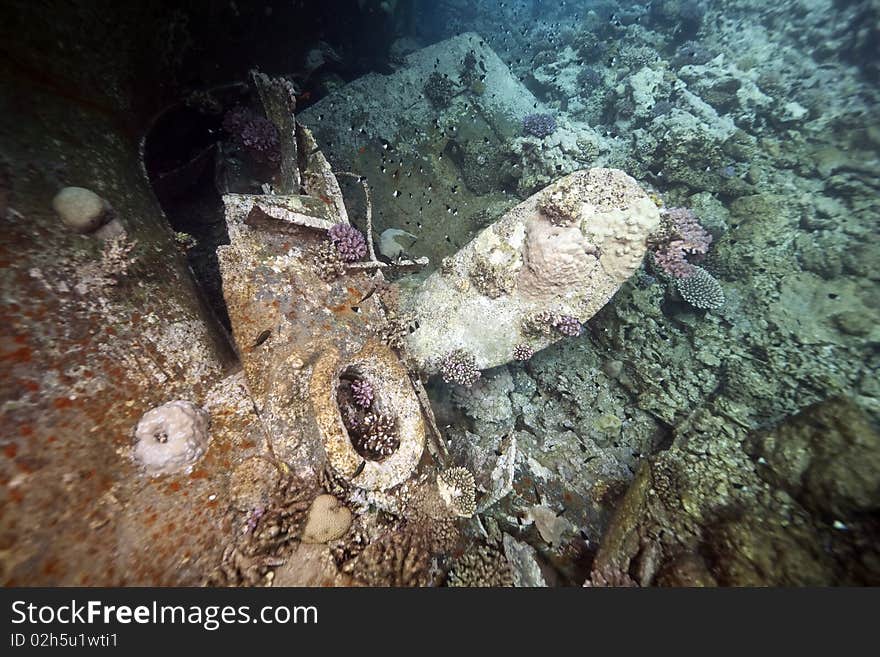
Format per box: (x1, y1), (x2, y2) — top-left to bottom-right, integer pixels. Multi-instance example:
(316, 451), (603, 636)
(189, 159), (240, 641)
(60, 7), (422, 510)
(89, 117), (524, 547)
(749, 397), (880, 519)
(133, 400), (210, 476)
(528, 505), (573, 547)
(502, 534), (548, 587)
(452, 366), (515, 432)
(588, 398), (880, 586)
(298, 33), (603, 266)
(378, 227), (418, 260)
(401, 168), (660, 372)
(508, 119), (604, 197)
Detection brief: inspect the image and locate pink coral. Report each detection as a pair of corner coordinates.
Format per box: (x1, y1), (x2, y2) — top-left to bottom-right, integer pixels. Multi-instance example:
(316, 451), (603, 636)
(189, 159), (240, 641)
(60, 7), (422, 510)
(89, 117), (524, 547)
(651, 207), (712, 279)
(328, 223), (368, 262)
(350, 379), (374, 409)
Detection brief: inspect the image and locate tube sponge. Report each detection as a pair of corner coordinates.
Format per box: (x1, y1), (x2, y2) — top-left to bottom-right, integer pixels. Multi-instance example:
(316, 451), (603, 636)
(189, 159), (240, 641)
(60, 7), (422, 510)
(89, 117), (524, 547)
(133, 400), (210, 475)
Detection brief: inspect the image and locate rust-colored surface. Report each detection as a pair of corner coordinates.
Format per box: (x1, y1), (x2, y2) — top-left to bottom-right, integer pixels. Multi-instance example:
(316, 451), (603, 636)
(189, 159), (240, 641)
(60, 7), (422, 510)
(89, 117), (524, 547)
(0, 61), (248, 585)
(0, 12), (444, 583)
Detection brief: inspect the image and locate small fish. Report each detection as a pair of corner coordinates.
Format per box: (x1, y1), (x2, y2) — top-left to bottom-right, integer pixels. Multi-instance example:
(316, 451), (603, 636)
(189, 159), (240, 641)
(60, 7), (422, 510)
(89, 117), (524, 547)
(251, 329), (272, 348)
(353, 460), (366, 477)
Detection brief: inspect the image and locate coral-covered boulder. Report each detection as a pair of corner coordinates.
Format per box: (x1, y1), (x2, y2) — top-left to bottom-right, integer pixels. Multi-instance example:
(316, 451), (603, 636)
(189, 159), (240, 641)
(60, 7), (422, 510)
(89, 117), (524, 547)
(401, 168), (660, 372)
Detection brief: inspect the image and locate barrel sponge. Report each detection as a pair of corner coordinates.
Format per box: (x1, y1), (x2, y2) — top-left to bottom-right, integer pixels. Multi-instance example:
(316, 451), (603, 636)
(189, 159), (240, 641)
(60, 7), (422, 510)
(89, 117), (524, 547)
(133, 400), (210, 475)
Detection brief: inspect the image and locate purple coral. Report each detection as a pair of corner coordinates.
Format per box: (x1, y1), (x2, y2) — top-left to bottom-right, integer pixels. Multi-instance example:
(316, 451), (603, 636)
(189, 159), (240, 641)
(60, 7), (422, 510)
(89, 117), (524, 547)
(513, 344), (534, 361)
(440, 349), (481, 387)
(350, 379), (374, 409)
(328, 223), (368, 262)
(554, 314), (583, 337)
(222, 107), (281, 168)
(651, 207), (712, 279)
(522, 113), (557, 138)
(522, 310), (583, 338)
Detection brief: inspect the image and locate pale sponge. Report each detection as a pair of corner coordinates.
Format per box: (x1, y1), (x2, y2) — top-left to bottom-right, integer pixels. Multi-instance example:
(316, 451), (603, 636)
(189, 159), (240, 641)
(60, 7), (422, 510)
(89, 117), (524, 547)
(52, 186), (112, 234)
(133, 400), (210, 475)
(301, 494), (353, 543)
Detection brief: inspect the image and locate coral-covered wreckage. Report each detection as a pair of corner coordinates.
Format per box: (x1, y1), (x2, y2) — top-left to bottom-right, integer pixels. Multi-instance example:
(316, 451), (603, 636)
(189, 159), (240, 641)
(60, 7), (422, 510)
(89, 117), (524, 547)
(1, 2), (878, 587)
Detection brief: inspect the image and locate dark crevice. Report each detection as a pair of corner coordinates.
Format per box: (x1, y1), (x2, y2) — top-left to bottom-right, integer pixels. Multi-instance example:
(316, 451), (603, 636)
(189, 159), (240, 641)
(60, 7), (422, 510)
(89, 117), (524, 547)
(143, 93), (247, 333)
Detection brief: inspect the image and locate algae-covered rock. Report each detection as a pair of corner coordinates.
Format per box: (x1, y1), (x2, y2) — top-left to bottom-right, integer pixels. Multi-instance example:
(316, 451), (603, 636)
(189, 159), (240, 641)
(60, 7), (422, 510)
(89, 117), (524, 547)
(749, 397), (880, 519)
(588, 400), (880, 587)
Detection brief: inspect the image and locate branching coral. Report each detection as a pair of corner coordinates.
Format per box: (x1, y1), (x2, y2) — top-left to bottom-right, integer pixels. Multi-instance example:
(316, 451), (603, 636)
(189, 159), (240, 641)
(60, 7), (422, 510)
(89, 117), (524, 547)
(470, 257), (515, 299)
(513, 344), (534, 361)
(447, 542), (514, 587)
(222, 107), (281, 168)
(376, 308), (412, 352)
(522, 310), (559, 337)
(439, 349), (481, 387)
(342, 523), (436, 587)
(347, 410), (399, 461)
(522, 310), (582, 338)
(207, 474), (317, 586)
(554, 314), (583, 337)
(437, 467), (476, 518)
(312, 239), (347, 281)
(328, 223), (368, 262)
(350, 379), (374, 409)
(650, 207), (712, 278)
(522, 113), (557, 138)
(539, 187), (582, 226)
(337, 372), (400, 462)
(648, 207), (723, 310)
